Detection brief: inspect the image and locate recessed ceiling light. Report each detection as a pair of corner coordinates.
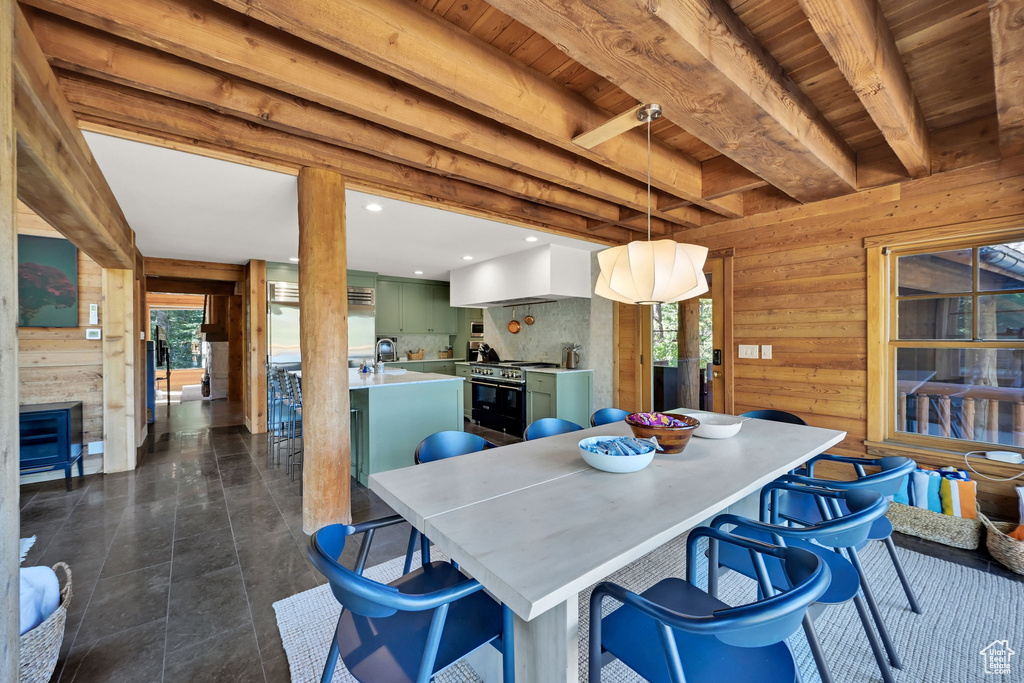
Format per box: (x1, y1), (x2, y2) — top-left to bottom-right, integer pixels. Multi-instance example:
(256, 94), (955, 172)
(365, 203), (384, 212)
(462, 255), (474, 261)
(414, 270), (424, 275)
(524, 236), (538, 242)
(289, 257), (299, 263)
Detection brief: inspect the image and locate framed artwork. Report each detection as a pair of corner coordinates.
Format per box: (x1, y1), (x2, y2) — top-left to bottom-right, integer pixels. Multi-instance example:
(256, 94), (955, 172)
(18, 234), (79, 327)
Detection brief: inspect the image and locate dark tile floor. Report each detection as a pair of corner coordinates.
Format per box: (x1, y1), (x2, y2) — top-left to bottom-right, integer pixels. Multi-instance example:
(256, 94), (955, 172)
(19, 404), (1020, 681)
(19, 402), (411, 683)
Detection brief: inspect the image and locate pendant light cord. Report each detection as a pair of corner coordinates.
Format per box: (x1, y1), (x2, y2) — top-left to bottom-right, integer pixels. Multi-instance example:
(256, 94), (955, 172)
(647, 115), (652, 242)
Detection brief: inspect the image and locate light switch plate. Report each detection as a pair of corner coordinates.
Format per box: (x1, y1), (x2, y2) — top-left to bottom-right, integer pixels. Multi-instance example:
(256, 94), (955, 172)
(738, 344), (759, 359)
(89, 303), (98, 325)
(86, 328), (101, 340)
(761, 345), (772, 359)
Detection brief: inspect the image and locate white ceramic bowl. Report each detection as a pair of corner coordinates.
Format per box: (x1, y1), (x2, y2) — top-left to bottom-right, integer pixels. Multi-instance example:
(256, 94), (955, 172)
(689, 414), (746, 439)
(578, 436), (656, 473)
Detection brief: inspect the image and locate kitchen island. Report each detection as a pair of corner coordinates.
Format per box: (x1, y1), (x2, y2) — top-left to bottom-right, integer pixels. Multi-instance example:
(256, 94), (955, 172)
(348, 369), (464, 485)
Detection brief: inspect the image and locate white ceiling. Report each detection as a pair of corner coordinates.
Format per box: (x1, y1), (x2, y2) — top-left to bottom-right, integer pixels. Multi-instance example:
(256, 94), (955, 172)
(84, 132), (602, 281)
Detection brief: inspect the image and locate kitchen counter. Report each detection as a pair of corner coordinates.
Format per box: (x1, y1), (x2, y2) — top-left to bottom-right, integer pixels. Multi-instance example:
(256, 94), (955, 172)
(385, 358), (465, 364)
(524, 367), (593, 375)
(349, 368), (463, 389)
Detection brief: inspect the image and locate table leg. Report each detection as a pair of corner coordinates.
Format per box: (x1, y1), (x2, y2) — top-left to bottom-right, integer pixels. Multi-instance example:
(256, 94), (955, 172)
(513, 594), (579, 682)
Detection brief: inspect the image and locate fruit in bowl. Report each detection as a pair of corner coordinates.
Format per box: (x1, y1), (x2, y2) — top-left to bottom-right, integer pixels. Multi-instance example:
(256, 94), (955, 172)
(578, 436), (657, 473)
(625, 412), (699, 454)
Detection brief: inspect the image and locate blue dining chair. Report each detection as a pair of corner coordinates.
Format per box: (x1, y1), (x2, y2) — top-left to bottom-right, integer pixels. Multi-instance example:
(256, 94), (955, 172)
(711, 483), (897, 683)
(589, 526), (829, 683)
(776, 455), (922, 615)
(525, 417), (584, 440)
(591, 408), (631, 427)
(739, 409), (807, 425)
(405, 431), (495, 573)
(309, 516), (515, 683)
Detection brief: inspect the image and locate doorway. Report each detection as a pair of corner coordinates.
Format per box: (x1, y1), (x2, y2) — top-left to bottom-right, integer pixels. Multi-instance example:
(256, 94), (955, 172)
(649, 254), (733, 413)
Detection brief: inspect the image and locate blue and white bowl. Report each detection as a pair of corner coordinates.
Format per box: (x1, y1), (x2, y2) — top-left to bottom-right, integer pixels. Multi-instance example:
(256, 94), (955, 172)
(578, 436), (656, 474)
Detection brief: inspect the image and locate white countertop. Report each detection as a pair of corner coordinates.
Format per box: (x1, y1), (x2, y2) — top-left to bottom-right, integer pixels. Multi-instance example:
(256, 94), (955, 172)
(384, 358), (464, 364)
(347, 368), (464, 389)
(524, 367), (592, 375)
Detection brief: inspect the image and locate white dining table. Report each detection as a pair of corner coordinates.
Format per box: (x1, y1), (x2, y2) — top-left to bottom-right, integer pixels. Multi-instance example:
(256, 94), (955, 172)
(369, 413), (846, 682)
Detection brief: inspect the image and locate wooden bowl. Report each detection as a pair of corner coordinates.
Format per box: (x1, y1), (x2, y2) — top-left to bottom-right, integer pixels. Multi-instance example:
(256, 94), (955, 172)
(625, 413), (699, 454)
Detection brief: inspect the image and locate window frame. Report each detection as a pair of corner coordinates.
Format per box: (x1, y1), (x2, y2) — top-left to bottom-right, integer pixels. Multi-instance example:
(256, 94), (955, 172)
(866, 218), (1024, 455)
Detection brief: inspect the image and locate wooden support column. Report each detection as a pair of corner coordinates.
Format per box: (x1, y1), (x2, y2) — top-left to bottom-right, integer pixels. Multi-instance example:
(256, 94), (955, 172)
(244, 259), (267, 434)
(102, 267), (137, 472)
(1, 0), (20, 675)
(298, 167), (351, 532)
(679, 300), (700, 409)
(228, 295), (244, 401)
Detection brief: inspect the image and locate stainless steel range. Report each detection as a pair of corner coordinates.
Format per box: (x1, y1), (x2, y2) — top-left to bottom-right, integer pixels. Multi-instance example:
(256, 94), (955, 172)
(469, 361), (559, 436)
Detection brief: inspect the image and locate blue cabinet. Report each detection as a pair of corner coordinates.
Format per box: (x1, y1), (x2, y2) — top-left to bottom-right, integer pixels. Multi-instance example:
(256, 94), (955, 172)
(20, 402), (84, 490)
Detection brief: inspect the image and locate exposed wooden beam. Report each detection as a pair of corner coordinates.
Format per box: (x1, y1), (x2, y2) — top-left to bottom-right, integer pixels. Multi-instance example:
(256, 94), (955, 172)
(573, 104), (647, 150)
(702, 156), (767, 200)
(989, 0), (1024, 157)
(205, 0), (743, 217)
(143, 257), (244, 282)
(12, 6), (133, 268)
(145, 277), (238, 296)
(798, 0), (930, 178)
(56, 72), (628, 243)
(484, 0), (858, 203)
(0, 0), (20, 675)
(20, 0), (723, 225)
(28, 14), (630, 229)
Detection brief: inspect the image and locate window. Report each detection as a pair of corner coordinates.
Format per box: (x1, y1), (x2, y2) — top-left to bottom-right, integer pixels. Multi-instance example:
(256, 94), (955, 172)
(151, 309), (206, 370)
(872, 234), (1024, 450)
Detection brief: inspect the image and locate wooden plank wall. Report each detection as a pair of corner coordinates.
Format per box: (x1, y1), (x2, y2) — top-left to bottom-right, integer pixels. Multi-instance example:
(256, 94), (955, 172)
(676, 155), (1024, 516)
(16, 201), (104, 445)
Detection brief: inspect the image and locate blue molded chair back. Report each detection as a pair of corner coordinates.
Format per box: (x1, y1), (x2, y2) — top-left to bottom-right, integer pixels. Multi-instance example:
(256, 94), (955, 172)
(802, 454), (915, 498)
(525, 417), (584, 440)
(310, 517), (515, 683)
(740, 409), (807, 425)
(589, 527), (829, 683)
(591, 408), (631, 427)
(415, 431), (494, 464)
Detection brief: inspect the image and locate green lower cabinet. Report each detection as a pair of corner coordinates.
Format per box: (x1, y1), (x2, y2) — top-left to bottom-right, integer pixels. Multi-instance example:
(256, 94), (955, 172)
(350, 379), (464, 485)
(525, 371), (594, 429)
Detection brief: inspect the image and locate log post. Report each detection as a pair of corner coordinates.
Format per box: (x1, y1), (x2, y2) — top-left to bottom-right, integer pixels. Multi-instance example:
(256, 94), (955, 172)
(916, 393), (929, 434)
(988, 399), (1000, 443)
(1, 0), (20, 673)
(962, 397), (975, 442)
(678, 300), (700, 409)
(897, 392), (907, 432)
(938, 395), (952, 438)
(298, 167), (351, 532)
(244, 259), (267, 433)
(102, 267), (137, 472)
(1014, 403), (1024, 448)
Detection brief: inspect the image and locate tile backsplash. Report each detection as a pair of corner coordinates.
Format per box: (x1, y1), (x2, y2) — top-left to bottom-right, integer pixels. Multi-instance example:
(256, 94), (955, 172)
(392, 333), (455, 360)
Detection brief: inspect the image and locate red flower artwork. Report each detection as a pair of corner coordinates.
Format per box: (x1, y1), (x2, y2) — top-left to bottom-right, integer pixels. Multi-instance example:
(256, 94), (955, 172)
(18, 262), (78, 326)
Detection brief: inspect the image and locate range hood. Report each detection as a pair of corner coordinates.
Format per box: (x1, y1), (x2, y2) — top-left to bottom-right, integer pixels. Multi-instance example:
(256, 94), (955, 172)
(449, 244), (592, 308)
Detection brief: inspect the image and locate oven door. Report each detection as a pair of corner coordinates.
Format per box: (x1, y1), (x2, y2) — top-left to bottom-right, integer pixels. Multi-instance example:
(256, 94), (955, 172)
(471, 379), (525, 434)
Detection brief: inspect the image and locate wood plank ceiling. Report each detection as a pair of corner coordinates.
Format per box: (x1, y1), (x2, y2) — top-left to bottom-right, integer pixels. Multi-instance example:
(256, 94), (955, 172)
(16, 0), (1007, 245)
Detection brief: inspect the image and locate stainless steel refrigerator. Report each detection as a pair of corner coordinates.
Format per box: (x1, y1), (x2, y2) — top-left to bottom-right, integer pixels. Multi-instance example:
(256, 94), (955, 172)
(267, 281), (375, 369)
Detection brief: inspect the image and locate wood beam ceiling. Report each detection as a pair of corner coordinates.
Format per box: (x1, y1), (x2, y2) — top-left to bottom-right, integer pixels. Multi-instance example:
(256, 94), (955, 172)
(21, 0), (716, 233)
(204, 0), (743, 218)
(989, 0), (1024, 158)
(12, 6), (133, 269)
(484, 0), (858, 203)
(798, 0), (930, 178)
(27, 12), (682, 236)
(56, 72), (630, 244)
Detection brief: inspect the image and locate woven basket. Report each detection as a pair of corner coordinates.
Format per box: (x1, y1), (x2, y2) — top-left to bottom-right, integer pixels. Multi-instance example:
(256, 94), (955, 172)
(406, 349), (424, 360)
(19, 562), (72, 683)
(886, 502), (983, 549)
(437, 350), (453, 359)
(978, 512), (1024, 576)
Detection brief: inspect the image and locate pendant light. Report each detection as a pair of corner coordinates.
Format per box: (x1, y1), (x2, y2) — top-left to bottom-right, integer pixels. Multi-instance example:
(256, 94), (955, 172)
(594, 104), (709, 305)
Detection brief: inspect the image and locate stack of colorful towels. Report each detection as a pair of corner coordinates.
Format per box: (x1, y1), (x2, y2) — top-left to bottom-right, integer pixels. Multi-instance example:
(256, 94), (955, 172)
(894, 467), (977, 519)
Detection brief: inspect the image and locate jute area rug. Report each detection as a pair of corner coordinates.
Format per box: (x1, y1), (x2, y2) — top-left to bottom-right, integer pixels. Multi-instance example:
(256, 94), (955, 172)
(275, 538), (1023, 682)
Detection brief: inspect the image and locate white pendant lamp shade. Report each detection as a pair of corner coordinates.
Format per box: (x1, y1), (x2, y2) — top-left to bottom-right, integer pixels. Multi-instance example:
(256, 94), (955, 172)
(595, 239), (709, 305)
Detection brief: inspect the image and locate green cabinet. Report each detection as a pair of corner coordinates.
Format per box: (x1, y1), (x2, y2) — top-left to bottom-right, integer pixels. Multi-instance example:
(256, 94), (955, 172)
(525, 370), (594, 429)
(376, 279), (403, 334)
(376, 278), (459, 334)
(421, 360), (455, 375)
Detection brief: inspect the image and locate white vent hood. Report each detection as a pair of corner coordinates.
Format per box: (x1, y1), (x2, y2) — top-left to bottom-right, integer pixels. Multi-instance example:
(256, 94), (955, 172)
(449, 244), (592, 308)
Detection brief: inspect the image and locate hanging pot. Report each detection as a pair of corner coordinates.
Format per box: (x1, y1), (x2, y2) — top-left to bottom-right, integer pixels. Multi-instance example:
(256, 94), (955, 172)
(508, 308), (521, 334)
(524, 306), (535, 326)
